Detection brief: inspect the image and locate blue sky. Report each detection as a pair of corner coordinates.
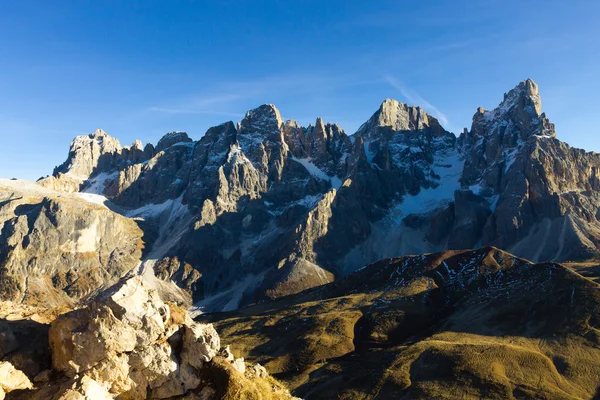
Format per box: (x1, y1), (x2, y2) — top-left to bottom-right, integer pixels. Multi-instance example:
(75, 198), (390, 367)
(1, 0), (599, 180)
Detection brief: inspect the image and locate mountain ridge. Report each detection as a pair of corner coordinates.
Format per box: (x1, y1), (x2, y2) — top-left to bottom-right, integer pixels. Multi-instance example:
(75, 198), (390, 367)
(5, 79), (600, 313)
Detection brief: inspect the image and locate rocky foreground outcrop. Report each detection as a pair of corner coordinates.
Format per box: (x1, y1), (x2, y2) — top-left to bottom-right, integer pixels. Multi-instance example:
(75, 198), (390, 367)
(1, 276), (297, 399)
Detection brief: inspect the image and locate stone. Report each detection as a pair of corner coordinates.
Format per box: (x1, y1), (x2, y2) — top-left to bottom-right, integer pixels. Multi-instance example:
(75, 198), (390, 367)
(49, 276), (170, 376)
(0, 361), (33, 392)
(56, 376), (113, 400)
(181, 322), (220, 370)
(251, 363), (268, 378)
(232, 358), (246, 374)
(219, 345), (235, 362)
(43, 276), (240, 399)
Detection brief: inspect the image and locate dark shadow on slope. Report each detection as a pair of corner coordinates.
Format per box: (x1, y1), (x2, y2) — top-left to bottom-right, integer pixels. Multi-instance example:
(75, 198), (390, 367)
(0, 318), (51, 380)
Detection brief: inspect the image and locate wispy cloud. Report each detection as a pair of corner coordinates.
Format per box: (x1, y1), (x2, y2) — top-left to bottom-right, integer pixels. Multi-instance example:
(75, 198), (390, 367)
(384, 75), (449, 127)
(148, 107), (245, 118)
(147, 93), (247, 116)
(147, 71), (379, 120)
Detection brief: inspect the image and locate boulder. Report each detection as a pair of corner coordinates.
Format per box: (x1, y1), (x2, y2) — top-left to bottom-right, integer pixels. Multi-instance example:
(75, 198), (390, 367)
(47, 276), (221, 399)
(0, 361), (33, 393)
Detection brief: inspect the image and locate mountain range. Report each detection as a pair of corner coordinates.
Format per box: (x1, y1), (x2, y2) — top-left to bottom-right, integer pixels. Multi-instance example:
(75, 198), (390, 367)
(2, 79), (600, 312)
(2, 79), (600, 398)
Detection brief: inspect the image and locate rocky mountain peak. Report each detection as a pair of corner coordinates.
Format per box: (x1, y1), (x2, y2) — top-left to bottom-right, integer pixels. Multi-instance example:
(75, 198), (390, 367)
(500, 78), (542, 116)
(356, 98), (444, 140)
(53, 129), (122, 180)
(284, 119), (301, 130)
(465, 78), (555, 156)
(376, 99), (431, 131)
(130, 139), (144, 151)
(314, 116), (327, 139)
(240, 104), (285, 135)
(156, 131), (193, 152)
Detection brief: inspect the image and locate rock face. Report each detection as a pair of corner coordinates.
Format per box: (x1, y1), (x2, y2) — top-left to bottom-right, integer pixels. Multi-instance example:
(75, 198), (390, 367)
(7, 276), (297, 400)
(47, 276), (218, 398)
(16, 78), (600, 312)
(0, 361), (33, 397)
(0, 179), (144, 308)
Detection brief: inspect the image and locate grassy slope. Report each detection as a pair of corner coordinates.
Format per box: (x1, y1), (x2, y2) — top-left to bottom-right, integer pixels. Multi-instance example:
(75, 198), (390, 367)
(200, 248), (600, 399)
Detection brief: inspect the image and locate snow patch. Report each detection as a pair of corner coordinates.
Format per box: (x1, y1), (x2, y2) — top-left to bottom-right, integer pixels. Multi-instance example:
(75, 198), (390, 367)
(293, 157), (342, 189)
(76, 193), (109, 207)
(82, 172), (118, 195)
(390, 149), (464, 221)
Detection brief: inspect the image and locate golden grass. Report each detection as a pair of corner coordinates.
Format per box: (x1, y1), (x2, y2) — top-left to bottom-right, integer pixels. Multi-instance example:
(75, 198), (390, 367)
(203, 356), (295, 400)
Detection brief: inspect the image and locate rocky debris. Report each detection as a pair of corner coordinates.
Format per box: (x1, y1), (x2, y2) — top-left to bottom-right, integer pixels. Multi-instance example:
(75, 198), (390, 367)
(0, 180), (144, 307)
(0, 361), (33, 396)
(2, 275), (298, 399)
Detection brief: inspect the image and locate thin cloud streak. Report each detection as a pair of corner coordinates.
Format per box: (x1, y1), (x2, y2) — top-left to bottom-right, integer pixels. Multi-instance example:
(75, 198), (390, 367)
(384, 75), (449, 127)
(147, 72), (382, 120)
(148, 107), (244, 118)
(147, 93), (247, 116)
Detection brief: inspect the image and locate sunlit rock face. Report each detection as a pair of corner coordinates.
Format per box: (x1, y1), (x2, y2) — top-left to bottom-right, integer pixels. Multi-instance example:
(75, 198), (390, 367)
(0, 179), (144, 308)
(3, 276), (297, 399)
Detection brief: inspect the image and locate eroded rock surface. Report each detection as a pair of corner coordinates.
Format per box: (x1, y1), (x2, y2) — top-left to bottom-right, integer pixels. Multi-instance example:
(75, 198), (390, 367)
(4, 276), (297, 399)
(0, 180), (143, 307)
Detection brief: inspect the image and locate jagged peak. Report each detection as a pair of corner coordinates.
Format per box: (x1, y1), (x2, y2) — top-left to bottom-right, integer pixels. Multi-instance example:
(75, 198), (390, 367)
(238, 104), (284, 140)
(129, 139), (143, 151)
(500, 78), (541, 115)
(70, 129), (121, 150)
(241, 104), (284, 130)
(378, 98), (436, 130)
(284, 119), (301, 129)
(156, 131), (193, 152)
(53, 129), (123, 179)
(356, 98), (441, 135)
(477, 79), (542, 122)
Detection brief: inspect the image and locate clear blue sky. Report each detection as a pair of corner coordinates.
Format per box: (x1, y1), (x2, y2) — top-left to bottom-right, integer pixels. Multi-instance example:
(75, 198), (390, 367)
(1, 0), (599, 181)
